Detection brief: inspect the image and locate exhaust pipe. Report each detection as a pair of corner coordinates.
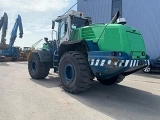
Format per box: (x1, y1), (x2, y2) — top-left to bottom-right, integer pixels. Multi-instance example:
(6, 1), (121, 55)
(110, 11), (120, 24)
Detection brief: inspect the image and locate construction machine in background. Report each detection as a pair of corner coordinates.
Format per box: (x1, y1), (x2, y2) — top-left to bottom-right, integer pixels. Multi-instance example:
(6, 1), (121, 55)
(19, 39), (43, 61)
(18, 47), (30, 61)
(0, 12), (9, 50)
(22, 39), (43, 61)
(0, 13), (23, 61)
(28, 10), (150, 94)
(0, 13), (8, 61)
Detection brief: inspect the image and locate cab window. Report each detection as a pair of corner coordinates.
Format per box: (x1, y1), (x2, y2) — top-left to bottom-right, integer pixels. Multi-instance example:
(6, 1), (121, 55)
(58, 19), (68, 40)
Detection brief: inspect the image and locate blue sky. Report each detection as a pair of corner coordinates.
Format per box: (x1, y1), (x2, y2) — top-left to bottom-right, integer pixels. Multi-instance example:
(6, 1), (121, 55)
(0, 0), (77, 48)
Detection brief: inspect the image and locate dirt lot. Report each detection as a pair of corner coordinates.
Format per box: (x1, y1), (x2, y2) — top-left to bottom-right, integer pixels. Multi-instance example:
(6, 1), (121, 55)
(0, 62), (160, 120)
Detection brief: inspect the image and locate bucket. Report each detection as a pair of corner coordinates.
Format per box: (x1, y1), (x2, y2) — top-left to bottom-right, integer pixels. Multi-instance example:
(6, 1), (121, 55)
(0, 43), (9, 50)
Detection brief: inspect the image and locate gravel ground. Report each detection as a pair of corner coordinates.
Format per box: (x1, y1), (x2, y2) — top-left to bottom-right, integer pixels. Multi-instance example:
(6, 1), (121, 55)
(0, 62), (160, 120)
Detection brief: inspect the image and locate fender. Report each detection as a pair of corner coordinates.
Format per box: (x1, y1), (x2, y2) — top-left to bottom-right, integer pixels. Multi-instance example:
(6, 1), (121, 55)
(58, 40), (99, 59)
(58, 40), (87, 59)
(34, 49), (53, 62)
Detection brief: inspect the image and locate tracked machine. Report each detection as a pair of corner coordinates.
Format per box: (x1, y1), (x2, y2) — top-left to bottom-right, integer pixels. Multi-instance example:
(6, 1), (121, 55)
(28, 10), (149, 94)
(0, 13), (23, 61)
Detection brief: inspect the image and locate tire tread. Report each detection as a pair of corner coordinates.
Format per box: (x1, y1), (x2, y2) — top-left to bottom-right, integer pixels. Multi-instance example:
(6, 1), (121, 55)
(59, 51), (94, 94)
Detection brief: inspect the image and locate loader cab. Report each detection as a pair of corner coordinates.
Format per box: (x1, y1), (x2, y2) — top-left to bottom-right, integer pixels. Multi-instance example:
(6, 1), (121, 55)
(52, 10), (92, 46)
(53, 15), (70, 45)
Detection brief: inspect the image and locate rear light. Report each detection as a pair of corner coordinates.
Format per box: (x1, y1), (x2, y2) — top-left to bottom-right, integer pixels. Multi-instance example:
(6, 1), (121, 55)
(118, 52), (122, 56)
(111, 52), (116, 56)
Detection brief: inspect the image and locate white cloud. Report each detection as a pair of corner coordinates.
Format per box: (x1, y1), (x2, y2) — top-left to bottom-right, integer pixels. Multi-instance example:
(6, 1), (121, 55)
(28, 0), (69, 11)
(35, 27), (51, 32)
(23, 28), (32, 35)
(0, 0), (70, 12)
(24, 31), (32, 35)
(0, 0), (77, 48)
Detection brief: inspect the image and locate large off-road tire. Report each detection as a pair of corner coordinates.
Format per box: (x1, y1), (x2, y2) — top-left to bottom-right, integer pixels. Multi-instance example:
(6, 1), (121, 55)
(97, 75), (125, 85)
(28, 52), (50, 79)
(59, 51), (94, 94)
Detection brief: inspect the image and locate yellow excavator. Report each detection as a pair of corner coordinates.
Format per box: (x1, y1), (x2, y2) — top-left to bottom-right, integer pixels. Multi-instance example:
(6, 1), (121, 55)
(21, 39), (43, 60)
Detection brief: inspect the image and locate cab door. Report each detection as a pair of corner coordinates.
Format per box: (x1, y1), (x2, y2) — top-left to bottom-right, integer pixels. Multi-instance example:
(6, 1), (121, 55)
(57, 17), (71, 46)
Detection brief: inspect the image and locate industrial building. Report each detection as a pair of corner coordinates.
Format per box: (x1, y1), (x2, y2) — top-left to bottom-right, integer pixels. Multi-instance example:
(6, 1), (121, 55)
(77, 0), (160, 59)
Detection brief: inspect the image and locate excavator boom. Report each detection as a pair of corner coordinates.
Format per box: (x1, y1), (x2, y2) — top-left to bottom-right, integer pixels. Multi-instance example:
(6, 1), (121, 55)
(0, 13), (23, 50)
(8, 15), (23, 52)
(0, 13), (23, 61)
(0, 12), (9, 50)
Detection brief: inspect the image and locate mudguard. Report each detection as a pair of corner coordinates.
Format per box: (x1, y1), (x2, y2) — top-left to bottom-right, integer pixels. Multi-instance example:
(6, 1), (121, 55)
(58, 40), (89, 58)
(34, 49), (53, 62)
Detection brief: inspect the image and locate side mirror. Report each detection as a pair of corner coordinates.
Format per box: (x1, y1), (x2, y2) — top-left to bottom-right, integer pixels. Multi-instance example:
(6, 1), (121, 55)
(52, 20), (55, 29)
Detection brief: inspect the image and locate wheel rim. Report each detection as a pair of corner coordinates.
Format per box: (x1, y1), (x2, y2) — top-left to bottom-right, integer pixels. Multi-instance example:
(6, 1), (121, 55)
(143, 66), (150, 72)
(31, 60), (36, 72)
(64, 64), (75, 83)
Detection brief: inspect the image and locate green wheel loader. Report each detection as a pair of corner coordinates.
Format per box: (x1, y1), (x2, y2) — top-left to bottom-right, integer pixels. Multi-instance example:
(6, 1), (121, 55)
(28, 10), (149, 94)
